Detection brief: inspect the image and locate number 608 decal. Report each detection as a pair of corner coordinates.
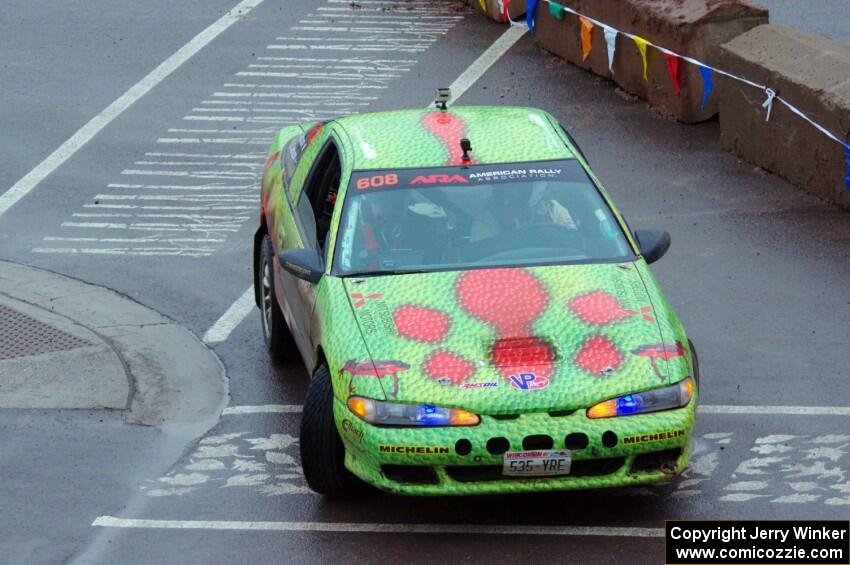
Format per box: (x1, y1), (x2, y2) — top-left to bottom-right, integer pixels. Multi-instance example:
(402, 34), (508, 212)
(356, 174), (398, 190)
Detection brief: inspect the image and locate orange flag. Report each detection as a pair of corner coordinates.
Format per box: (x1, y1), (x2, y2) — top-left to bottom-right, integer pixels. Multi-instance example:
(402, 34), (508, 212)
(580, 17), (595, 62)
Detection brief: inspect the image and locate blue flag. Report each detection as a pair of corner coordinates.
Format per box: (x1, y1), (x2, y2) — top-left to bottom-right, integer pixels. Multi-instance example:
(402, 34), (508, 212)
(527, 0), (539, 34)
(699, 65), (714, 109)
(845, 143), (850, 191)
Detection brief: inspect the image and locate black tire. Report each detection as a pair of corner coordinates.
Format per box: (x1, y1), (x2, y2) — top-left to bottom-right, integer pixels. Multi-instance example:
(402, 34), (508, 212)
(300, 364), (367, 497)
(258, 235), (296, 362)
(689, 339), (700, 389)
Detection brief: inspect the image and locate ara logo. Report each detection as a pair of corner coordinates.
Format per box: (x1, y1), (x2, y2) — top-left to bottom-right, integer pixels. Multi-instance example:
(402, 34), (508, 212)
(410, 174), (469, 185)
(509, 372), (550, 391)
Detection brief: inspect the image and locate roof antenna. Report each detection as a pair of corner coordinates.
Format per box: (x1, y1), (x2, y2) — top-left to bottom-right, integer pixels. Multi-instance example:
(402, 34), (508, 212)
(435, 87), (451, 111)
(460, 138), (472, 162)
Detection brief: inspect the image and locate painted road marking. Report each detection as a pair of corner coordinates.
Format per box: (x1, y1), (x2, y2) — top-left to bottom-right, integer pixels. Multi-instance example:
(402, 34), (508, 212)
(141, 431), (308, 497)
(699, 405), (850, 416)
(92, 516), (663, 537)
(0, 0), (265, 218)
(36, 1), (462, 258)
(137, 426), (849, 506)
(222, 404), (302, 415)
(219, 404), (850, 416)
(443, 24), (527, 106)
(202, 287), (255, 344)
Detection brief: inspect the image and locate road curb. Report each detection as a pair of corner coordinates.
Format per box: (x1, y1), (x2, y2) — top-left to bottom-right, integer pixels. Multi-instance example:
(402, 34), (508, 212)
(0, 260), (228, 430)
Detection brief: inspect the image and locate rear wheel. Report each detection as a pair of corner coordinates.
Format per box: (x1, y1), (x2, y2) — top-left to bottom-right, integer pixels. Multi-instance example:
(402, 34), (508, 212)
(258, 235), (295, 362)
(300, 364), (368, 497)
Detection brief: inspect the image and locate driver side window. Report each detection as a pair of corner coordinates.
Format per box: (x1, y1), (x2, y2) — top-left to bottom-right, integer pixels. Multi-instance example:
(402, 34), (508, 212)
(297, 140), (342, 252)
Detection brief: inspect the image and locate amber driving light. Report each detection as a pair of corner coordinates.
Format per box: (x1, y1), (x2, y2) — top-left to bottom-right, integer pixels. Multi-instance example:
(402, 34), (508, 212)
(347, 396), (479, 427)
(586, 378), (694, 419)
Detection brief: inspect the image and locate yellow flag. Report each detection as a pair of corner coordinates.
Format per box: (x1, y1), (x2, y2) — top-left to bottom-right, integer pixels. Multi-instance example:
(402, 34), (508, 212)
(479, 0), (487, 12)
(633, 36), (650, 79)
(580, 17), (595, 62)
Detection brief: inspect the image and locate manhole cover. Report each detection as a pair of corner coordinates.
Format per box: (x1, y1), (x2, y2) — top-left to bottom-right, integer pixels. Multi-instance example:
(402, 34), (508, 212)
(0, 304), (93, 360)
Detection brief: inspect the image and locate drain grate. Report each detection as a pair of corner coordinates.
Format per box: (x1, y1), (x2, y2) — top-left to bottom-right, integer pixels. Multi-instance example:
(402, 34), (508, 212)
(0, 304), (93, 360)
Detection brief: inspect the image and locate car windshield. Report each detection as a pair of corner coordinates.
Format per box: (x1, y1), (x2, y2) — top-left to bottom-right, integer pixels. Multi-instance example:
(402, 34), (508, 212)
(333, 160), (634, 276)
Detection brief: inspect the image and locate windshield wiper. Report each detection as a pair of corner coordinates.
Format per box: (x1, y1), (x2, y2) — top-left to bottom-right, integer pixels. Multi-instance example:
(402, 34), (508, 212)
(343, 268), (430, 278)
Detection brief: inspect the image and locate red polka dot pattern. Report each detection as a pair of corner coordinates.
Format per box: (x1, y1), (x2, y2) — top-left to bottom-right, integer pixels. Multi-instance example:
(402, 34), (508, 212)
(568, 291), (637, 326)
(421, 112), (472, 166)
(456, 269), (549, 337)
(574, 335), (623, 377)
(394, 305), (451, 343)
(423, 350), (476, 385)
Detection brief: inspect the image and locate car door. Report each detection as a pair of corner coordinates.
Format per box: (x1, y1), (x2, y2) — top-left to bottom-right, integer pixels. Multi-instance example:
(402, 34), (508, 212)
(275, 124), (343, 363)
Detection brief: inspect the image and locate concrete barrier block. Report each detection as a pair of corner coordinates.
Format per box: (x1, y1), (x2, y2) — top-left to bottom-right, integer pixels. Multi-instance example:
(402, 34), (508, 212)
(719, 24), (850, 208)
(467, 0), (526, 23)
(532, 0), (768, 123)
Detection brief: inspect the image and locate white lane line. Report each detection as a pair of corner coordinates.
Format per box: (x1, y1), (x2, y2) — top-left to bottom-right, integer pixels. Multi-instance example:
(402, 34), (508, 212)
(699, 405), (850, 416)
(222, 404), (302, 415)
(0, 0), (265, 218)
(167, 127), (278, 134)
(202, 287), (256, 344)
(219, 404), (850, 416)
(45, 236), (225, 243)
(445, 24), (527, 105)
(92, 516), (663, 537)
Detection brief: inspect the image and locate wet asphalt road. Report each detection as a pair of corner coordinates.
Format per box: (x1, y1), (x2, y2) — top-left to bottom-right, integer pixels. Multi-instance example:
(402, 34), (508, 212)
(1, 1), (850, 564)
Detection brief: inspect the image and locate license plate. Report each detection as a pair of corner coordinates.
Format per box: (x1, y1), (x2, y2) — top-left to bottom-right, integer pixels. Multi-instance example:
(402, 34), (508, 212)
(502, 450), (572, 477)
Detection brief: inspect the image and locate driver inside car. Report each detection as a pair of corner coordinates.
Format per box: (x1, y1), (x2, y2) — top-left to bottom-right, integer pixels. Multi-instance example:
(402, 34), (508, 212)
(469, 182), (576, 242)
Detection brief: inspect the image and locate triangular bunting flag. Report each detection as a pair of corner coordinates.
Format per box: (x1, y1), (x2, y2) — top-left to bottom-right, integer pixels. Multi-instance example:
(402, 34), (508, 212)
(699, 65), (714, 109)
(526, 0), (539, 34)
(580, 17), (595, 62)
(548, 1), (565, 20)
(632, 36), (650, 80)
(603, 27), (617, 74)
(664, 54), (682, 96)
(500, 0), (511, 23)
(478, 0), (487, 12)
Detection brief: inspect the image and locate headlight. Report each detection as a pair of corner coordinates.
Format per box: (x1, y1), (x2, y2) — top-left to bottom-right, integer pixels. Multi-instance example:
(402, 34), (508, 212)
(586, 378), (694, 419)
(347, 396), (480, 427)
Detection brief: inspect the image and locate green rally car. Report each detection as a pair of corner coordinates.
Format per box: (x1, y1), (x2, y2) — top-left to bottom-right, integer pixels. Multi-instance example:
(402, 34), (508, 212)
(253, 101), (697, 496)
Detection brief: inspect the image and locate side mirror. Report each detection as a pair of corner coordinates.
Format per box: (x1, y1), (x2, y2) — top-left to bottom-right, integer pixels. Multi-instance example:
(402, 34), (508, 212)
(279, 248), (324, 284)
(634, 229), (671, 264)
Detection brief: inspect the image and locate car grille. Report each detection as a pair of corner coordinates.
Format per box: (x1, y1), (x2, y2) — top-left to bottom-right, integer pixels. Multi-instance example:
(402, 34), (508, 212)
(381, 465), (439, 485)
(631, 448), (682, 473)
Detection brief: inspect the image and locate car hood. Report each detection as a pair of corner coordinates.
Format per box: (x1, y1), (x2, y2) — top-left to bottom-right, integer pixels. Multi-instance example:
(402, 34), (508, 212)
(342, 263), (690, 414)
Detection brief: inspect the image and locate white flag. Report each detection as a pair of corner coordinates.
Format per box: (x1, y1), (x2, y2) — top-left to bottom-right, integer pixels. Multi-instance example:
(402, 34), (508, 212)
(603, 26), (617, 74)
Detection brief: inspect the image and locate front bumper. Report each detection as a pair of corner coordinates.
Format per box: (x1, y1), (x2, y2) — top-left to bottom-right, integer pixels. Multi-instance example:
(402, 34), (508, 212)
(333, 394), (696, 495)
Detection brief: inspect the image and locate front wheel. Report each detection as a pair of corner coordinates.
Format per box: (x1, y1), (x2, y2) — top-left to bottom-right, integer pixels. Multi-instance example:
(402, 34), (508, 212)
(258, 234), (295, 362)
(299, 364), (368, 497)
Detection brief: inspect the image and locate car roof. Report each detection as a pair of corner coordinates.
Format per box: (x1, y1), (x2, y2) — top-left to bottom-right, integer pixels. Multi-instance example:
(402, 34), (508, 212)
(334, 106), (576, 170)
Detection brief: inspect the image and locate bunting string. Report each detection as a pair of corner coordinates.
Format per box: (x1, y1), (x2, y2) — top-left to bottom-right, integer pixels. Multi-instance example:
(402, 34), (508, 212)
(527, 0), (850, 188)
